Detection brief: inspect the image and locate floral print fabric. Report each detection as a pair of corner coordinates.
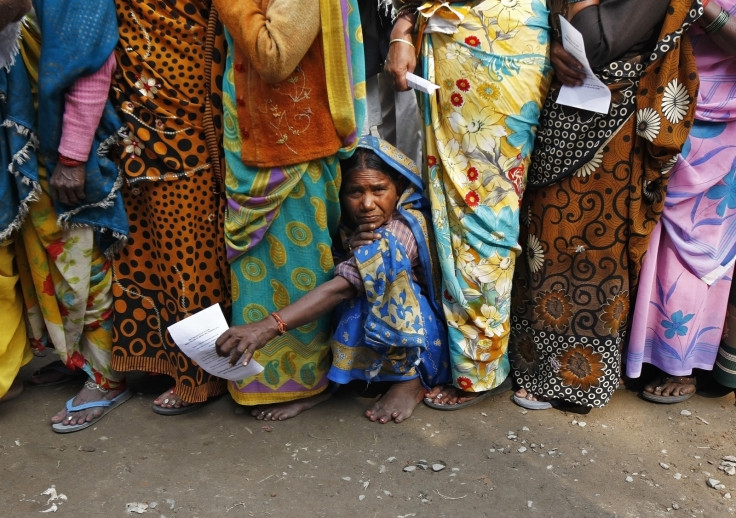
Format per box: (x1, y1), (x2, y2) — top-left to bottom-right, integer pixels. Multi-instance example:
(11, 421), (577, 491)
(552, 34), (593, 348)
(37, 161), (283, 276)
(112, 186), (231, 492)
(510, 0), (700, 408)
(419, 0), (551, 392)
(17, 170), (122, 389)
(628, 5), (736, 379)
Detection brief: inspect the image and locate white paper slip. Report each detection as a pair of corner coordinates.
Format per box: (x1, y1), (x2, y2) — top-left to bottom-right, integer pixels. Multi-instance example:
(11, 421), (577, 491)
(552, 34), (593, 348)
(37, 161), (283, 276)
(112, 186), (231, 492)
(406, 72), (440, 94)
(167, 303), (263, 381)
(555, 16), (611, 114)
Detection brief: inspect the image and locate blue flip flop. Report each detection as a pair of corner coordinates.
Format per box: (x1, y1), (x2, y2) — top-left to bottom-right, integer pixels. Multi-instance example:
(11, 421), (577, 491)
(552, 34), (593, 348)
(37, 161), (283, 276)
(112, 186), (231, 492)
(512, 393), (552, 410)
(51, 387), (133, 434)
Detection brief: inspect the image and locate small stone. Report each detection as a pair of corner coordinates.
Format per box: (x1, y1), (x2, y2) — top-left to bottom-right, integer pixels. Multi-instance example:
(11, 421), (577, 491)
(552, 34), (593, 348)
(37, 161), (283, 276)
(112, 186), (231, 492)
(707, 478), (722, 489)
(522, 426), (530, 432)
(358, 495), (365, 501)
(724, 466), (736, 476)
(578, 422), (587, 427)
(674, 473), (682, 480)
(725, 493), (732, 499)
(680, 409), (692, 416)
(660, 462), (670, 470)
(672, 503), (679, 510)
(626, 476), (634, 483)
(342, 477), (351, 481)
(723, 456), (736, 463)
(547, 465), (553, 470)
(527, 501), (533, 508)
(518, 447), (527, 454)
(581, 449), (588, 456)
(432, 463), (446, 472)
(403, 465), (416, 472)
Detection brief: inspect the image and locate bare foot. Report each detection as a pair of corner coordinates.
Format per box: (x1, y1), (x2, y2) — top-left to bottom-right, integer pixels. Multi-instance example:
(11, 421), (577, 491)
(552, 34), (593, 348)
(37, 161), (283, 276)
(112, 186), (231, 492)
(643, 376), (696, 398)
(51, 381), (126, 426)
(0, 378), (23, 403)
(152, 387), (196, 410)
(424, 384), (483, 407)
(365, 378), (426, 423)
(514, 387), (550, 402)
(251, 391), (332, 421)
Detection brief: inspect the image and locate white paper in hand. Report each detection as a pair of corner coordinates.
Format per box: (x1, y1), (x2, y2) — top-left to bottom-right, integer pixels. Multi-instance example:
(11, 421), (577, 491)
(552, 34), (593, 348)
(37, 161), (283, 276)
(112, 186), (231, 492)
(406, 72), (440, 94)
(167, 304), (263, 381)
(555, 16), (611, 114)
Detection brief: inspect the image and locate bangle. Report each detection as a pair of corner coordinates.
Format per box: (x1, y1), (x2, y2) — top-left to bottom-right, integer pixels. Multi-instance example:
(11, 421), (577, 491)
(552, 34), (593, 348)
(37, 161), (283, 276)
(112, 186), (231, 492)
(702, 0), (711, 8)
(271, 312), (288, 335)
(389, 38), (415, 49)
(57, 153), (85, 168)
(703, 7), (730, 34)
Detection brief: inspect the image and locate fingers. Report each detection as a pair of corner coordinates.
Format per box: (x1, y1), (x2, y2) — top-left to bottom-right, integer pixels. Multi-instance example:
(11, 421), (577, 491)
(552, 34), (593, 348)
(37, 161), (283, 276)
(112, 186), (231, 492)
(216, 331), (255, 366)
(214, 331), (233, 356)
(550, 44), (585, 87)
(50, 165), (86, 206)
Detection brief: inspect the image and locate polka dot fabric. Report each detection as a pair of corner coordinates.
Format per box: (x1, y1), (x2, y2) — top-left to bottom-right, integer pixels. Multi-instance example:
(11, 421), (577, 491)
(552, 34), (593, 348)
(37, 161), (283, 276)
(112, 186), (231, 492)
(110, 0), (230, 403)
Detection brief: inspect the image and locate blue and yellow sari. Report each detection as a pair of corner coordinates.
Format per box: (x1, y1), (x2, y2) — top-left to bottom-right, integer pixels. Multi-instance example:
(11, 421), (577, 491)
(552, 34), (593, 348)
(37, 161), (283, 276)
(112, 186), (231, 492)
(329, 136), (450, 388)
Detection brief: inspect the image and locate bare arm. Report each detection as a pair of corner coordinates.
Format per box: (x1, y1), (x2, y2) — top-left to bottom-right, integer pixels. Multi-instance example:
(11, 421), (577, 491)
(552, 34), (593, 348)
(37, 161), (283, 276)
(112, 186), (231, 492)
(213, 0), (320, 83)
(215, 276), (357, 366)
(699, 1), (736, 55)
(384, 12), (417, 91)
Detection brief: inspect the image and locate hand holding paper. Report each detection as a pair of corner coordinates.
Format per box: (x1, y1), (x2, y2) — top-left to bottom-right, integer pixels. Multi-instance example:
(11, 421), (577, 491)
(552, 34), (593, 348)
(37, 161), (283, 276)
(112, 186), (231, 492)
(555, 16), (611, 114)
(406, 72), (439, 94)
(167, 304), (263, 381)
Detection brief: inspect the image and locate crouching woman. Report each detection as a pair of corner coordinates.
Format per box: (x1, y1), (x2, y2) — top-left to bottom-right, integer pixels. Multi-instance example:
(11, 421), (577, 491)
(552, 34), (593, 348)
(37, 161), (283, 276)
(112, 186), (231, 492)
(216, 136), (450, 423)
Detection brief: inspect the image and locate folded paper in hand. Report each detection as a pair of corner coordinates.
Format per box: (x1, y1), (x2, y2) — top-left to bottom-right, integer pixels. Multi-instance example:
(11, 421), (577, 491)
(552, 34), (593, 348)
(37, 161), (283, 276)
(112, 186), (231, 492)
(168, 304), (263, 381)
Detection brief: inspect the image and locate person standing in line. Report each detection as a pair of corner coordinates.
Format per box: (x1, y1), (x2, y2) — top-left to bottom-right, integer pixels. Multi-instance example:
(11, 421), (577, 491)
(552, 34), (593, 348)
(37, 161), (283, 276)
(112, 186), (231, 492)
(0, 0), (34, 404)
(510, 0), (700, 413)
(14, 0), (133, 432)
(109, 0), (231, 415)
(212, 0), (365, 420)
(385, 0), (553, 409)
(624, 0), (736, 404)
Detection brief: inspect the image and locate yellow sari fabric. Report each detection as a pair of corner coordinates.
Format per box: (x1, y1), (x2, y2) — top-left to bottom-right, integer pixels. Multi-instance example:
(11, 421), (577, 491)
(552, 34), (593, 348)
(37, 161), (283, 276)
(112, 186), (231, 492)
(0, 244), (31, 398)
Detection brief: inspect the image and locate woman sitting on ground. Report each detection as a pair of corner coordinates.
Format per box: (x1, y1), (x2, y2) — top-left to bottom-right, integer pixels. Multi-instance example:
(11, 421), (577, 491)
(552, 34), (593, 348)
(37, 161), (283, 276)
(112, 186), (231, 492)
(216, 136), (450, 423)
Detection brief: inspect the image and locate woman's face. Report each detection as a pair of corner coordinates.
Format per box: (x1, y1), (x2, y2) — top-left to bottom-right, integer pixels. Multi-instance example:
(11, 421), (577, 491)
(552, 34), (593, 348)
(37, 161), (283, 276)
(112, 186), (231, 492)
(342, 168), (400, 229)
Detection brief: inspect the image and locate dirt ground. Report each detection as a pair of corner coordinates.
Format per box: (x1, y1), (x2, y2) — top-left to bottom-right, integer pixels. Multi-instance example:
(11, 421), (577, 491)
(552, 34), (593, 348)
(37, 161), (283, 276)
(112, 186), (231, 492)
(2, 355), (736, 518)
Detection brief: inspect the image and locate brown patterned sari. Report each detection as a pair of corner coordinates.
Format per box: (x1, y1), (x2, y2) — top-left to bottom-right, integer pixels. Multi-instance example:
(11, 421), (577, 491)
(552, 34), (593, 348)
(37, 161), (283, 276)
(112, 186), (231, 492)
(510, 0), (701, 408)
(110, 0), (230, 403)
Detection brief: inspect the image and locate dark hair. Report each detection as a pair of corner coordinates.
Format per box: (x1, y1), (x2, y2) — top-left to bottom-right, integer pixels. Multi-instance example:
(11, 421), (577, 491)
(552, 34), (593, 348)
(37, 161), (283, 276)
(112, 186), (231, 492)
(340, 147), (406, 191)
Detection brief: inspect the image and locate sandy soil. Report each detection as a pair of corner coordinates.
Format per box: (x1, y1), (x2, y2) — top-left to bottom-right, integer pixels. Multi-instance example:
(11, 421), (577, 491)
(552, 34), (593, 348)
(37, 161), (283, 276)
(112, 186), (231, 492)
(2, 356), (736, 517)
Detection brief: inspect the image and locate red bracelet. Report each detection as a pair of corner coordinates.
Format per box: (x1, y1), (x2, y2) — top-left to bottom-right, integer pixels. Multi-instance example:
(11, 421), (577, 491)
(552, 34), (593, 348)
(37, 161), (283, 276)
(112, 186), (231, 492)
(58, 153), (85, 168)
(703, 0), (711, 8)
(271, 312), (288, 335)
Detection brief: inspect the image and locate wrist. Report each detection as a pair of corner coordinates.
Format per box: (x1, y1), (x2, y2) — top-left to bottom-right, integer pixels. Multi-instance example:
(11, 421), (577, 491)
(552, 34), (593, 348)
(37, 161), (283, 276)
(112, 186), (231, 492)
(57, 153), (85, 168)
(271, 312), (288, 336)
